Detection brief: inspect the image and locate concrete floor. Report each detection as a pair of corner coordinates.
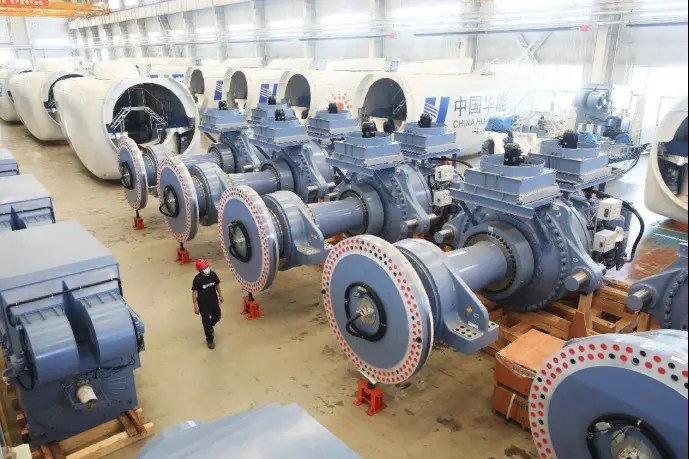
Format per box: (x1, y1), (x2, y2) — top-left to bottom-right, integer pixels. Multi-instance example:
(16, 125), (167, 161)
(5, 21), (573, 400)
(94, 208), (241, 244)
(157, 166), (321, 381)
(2, 121), (683, 459)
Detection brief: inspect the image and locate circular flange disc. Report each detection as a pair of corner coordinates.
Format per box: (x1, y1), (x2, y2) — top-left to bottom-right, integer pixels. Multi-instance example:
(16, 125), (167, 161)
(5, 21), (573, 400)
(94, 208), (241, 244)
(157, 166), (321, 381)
(158, 157), (199, 242)
(529, 333), (688, 459)
(118, 137), (147, 211)
(217, 185), (279, 293)
(322, 235), (435, 385)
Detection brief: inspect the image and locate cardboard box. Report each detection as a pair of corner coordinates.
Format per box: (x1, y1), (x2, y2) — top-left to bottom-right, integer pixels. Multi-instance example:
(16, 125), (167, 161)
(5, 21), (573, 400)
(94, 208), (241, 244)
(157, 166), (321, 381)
(494, 329), (566, 396)
(493, 330), (565, 429)
(492, 383), (530, 429)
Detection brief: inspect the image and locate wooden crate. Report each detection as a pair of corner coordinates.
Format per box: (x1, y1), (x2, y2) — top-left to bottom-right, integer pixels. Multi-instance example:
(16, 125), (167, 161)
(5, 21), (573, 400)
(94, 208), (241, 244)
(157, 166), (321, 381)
(29, 408), (153, 459)
(483, 280), (655, 356)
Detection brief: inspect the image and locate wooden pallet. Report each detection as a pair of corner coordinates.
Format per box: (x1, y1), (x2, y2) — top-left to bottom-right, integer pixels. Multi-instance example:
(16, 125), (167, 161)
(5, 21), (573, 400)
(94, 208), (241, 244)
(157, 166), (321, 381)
(483, 280), (655, 356)
(28, 408), (153, 459)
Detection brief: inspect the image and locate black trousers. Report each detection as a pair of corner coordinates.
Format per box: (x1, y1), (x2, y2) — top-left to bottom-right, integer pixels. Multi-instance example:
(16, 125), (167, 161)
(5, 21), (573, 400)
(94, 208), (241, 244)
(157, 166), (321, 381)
(199, 302), (221, 343)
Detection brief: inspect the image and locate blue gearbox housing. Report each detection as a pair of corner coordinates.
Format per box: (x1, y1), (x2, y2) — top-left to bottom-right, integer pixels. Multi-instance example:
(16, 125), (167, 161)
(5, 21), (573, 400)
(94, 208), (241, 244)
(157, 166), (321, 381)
(156, 103), (358, 245)
(0, 148), (19, 177)
(0, 221), (144, 444)
(217, 118), (461, 295)
(0, 174), (55, 232)
(321, 152), (632, 385)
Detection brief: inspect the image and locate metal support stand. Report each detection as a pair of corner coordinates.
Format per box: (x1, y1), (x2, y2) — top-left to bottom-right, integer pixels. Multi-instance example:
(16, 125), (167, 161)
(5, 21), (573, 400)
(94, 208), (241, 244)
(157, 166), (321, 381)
(133, 211), (145, 230)
(241, 292), (262, 320)
(175, 243), (192, 265)
(354, 380), (386, 416)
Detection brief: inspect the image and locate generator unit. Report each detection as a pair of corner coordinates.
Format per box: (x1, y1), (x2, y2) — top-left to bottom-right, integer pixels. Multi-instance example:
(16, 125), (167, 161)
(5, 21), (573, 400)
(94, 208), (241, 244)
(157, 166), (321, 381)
(138, 403), (360, 459)
(0, 221), (145, 444)
(0, 148), (19, 177)
(0, 59), (32, 122)
(118, 108), (253, 221)
(321, 152), (632, 385)
(218, 117), (460, 296)
(628, 242), (688, 331)
(0, 174), (55, 232)
(156, 103), (358, 251)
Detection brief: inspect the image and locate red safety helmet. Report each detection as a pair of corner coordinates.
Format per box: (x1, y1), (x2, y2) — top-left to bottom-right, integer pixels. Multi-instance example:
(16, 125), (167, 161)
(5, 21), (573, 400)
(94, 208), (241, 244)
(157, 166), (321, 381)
(195, 259), (210, 272)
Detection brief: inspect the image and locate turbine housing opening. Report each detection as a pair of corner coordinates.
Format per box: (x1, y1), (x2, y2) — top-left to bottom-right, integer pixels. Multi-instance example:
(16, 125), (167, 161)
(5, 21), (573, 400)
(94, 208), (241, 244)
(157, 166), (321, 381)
(107, 83), (196, 155)
(361, 77), (407, 133)
(283, 74), (311, 121)
(45, 73), (83, 123)
(188, 69), (206, 108)
(228, 71), (248, 110)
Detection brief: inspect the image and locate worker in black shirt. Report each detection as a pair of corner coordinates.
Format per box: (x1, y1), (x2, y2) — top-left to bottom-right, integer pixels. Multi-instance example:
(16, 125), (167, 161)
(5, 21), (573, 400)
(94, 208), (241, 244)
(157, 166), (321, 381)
(191, 259), (224, 349)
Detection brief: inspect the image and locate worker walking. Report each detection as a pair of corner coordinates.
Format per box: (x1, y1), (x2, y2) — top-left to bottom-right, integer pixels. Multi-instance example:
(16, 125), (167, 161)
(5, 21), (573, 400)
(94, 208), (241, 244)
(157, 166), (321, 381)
(191, 259), (224, 349)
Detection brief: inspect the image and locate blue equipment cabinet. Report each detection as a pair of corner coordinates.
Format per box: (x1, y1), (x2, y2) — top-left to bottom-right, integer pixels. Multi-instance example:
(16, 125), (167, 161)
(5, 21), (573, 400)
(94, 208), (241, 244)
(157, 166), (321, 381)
(0, 221), (145, 445)
(0, 148), (19, 177)
(0, 174), (55, 232)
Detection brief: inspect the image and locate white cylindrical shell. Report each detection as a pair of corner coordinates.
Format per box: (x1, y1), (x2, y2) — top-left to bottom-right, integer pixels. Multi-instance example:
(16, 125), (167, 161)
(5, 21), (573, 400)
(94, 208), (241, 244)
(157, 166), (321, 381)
(277, 70), (372, 120)
(645, 96), (688, 223)
(0, 59), (32, 122)
(352, 71), (538, 155)
(148, 64), (188, 81)
(54, 77), (200, 180)
(184, 59), (263, 114)
(10, 70), (84, 141)
(222, 68), (285, 115)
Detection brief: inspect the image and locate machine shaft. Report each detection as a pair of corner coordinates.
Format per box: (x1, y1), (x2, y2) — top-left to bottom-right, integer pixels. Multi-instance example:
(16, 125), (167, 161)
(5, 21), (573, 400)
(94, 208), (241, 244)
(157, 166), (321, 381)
(227, 170), (280, 196)
(444, 241), (509, 291)
(309, 197), (365, 240)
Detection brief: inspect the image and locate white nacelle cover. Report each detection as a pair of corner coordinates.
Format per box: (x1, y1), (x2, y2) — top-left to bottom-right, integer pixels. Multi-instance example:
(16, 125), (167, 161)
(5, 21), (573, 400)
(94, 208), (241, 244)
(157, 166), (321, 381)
(54, 76), (200, 180)
(277, 69), (373, 119)
(184, 58), (263, 114)
(353, 70), (537, 155)
(0, 59), (32, 122)
(147, 64), (188, 81)
(645, 95), (689, 223)
(10, 68), (84, 141)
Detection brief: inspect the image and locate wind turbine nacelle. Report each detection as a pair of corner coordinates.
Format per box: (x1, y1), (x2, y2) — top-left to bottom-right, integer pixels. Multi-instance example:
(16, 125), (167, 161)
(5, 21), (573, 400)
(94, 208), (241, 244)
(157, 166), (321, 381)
(10, 60), (84, 141)
(0, 59), (32, 122)
(54, 62), (200, 180)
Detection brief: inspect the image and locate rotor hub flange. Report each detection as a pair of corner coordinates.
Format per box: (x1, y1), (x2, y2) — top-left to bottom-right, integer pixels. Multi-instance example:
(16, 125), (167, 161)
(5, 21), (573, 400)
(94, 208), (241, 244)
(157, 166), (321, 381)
(157, 157), (199, 242)
(217, 185), (279, 292)
(529, 332), (688, 459)
(118, 137), (147, 211)
(322, 235), (434, 384)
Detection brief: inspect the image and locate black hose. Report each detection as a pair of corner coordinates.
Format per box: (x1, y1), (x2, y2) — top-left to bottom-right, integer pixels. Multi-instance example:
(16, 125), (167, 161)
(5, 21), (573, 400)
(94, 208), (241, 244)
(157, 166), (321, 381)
(439, 157), (474, 169)
(592, 190), (645, 263)
(585, 413), (675, 459)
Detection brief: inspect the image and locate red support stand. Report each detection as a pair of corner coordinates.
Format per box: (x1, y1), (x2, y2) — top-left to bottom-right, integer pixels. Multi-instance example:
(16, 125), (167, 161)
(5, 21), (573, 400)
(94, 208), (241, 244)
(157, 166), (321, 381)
(175, 244), (192, 265)
(241, 293), (262, 320)
(354, 379), (386, 416)
(133, 216), (145, 230)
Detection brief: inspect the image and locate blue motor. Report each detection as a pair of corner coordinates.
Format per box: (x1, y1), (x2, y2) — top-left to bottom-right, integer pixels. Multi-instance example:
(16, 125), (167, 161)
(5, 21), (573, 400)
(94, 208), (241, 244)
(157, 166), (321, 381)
(138, 403), (360, 459)
(0, 174), (55, 232)
(321, 153), (632, 385)
(0, 221), (144, 444)
(155, 102), (359, 247)
(0, 148), (19, 177)
(217, 118), (460, 295)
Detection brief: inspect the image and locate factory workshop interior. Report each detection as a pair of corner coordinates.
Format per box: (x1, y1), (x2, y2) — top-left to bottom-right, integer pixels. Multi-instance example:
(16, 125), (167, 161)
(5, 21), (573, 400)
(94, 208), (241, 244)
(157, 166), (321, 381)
(1, 0), (688, 457)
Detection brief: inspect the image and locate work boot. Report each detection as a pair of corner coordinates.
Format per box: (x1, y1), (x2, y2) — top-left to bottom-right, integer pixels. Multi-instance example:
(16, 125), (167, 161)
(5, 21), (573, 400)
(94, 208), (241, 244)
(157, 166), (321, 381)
(207, 341), (215, 349)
